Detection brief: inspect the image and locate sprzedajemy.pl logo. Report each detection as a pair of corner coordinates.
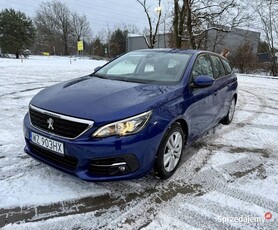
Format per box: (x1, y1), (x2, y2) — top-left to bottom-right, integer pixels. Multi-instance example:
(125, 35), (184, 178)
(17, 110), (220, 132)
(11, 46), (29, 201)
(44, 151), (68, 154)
(217, 212), (273, 223)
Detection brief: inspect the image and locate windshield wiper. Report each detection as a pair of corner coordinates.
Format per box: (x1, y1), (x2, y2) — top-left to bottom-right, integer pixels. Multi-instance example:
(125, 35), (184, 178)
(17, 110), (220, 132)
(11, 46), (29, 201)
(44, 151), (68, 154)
(112, 77), (132, 82)
(90, 73), (108, 79)
(112, 77), (156, 84)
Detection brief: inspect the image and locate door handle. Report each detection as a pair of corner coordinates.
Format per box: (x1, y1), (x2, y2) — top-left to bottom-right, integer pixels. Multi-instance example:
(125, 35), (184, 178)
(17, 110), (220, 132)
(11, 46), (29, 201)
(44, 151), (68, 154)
(214, 90), (218, 96)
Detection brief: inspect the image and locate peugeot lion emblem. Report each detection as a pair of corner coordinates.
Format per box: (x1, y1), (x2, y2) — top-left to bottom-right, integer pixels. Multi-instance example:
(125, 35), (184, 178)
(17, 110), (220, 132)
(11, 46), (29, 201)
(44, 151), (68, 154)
(47, 118), (54, 130)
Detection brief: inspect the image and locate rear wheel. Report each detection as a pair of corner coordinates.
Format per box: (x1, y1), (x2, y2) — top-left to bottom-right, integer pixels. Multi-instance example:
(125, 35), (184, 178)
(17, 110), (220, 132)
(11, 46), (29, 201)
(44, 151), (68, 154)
(221, 97), (236, 125)
(154, 122), (185, 180)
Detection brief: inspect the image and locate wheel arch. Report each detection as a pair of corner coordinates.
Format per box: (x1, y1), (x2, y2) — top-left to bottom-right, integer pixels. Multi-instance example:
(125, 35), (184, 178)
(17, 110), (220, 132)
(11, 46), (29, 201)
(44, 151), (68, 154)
(233, 93), (238, 104)
(153, 118), (187, 179)
(171, 118), (188, 144)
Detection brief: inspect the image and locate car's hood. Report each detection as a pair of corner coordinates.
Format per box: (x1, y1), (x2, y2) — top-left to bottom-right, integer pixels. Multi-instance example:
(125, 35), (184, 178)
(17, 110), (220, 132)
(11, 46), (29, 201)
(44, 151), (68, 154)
(30, 76), (178, 124)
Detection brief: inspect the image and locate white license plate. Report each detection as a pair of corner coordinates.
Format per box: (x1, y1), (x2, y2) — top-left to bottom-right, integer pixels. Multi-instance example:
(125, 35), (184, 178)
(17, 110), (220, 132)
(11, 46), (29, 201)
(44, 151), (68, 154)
(30, 132), (64, 155)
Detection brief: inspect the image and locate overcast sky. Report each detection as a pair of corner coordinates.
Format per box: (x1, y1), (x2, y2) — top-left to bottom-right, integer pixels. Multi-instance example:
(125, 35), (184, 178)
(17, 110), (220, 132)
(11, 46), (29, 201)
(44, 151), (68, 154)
(0, 0), (171, 36)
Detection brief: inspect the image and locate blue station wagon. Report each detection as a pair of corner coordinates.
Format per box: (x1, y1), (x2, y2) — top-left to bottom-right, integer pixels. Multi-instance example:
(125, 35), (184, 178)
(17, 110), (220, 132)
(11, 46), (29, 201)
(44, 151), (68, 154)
(23, 49), (238, 181)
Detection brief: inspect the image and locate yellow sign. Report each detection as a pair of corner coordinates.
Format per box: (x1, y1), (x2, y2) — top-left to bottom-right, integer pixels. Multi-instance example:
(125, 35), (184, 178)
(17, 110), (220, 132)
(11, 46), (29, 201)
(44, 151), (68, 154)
(42, 52), (50, 56)
(77, 41), (84, 51)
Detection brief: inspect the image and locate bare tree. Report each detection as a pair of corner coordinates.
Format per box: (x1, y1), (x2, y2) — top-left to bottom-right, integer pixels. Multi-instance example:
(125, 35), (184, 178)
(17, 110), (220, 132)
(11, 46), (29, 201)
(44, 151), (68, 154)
(35, 0), (73, 55)
(256, 0), (278, 76)
(136, 0), (162, 48)
(173, 0), (186, 48)
(119, 23), (140, 34)
(160, 1), (172, 48)
(71, 13), (91, 42)
(208, 30), (226, 52)
(173, 0), (250, 49)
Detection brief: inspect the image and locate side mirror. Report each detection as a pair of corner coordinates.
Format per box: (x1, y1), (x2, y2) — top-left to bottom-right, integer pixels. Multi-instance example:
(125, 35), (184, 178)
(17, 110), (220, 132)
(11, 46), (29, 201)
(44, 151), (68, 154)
(94, 66), (102, 72)
(193, 75), (215, 88)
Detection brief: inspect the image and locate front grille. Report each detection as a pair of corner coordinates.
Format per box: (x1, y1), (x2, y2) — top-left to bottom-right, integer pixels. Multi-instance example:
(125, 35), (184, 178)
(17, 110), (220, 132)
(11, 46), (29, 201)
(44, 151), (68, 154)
(30, 144), (78, 171)
(29, 105), (93, 139)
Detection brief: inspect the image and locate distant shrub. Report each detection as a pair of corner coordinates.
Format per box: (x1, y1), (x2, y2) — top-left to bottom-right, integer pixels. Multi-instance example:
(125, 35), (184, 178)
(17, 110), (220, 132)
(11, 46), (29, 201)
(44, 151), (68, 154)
(231, 42), (258, 74)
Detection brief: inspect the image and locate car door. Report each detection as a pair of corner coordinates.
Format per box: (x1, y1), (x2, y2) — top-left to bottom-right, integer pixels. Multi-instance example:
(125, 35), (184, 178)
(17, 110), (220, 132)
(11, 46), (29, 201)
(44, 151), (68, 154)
(221, 58), (237, 113)
(210, 54), (228, 120)
(185, 54), (219, 142)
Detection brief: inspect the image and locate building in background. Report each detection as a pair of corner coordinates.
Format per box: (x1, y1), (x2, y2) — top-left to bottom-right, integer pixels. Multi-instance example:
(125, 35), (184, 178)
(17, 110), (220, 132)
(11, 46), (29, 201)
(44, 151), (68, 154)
(127, 27), (260, 56)
(205, 26), (260, 55)
(127, 33), (171, 51)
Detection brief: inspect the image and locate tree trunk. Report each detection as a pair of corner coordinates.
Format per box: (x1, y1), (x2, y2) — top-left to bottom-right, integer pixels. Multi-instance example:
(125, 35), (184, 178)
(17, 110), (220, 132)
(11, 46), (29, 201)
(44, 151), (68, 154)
(173, 0), (185, 49)
(63, 34), (69, 55)
(173, 0), (179, 48)
(185, 0), (197, 49)
(271, 55), (278, 76)
(15, 52), (19, 59)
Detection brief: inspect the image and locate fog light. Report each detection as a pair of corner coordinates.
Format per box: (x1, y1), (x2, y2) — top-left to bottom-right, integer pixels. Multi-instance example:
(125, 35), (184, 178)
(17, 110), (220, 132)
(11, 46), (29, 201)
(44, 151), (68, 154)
(118, 166), (126, 172)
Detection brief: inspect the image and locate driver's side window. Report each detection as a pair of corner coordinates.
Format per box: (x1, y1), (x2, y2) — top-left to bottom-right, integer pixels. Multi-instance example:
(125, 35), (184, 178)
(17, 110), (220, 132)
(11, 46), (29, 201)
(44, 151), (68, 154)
(192, 55), (213, 79)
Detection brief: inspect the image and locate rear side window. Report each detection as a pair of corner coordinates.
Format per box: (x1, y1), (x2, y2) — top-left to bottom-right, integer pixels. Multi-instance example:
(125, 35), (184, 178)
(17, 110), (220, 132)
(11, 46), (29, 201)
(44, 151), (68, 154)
(211, 55), (226, 79)
(222, 58), (233, 74)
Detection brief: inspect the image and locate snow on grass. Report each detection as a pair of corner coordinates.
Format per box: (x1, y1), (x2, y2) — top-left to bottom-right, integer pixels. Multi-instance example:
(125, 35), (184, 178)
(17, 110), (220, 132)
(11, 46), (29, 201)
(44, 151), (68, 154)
(232, 160), (278, 203)
(0, 56), (109, 208)
(0, 166), (110, 209)
(212, 126), (278, 152)
(201, 151), (248, 170)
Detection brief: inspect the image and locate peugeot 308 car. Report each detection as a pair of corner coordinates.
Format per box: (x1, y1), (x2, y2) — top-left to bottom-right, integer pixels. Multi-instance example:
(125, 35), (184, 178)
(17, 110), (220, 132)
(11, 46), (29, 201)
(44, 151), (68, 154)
(23, 49), (238, 181)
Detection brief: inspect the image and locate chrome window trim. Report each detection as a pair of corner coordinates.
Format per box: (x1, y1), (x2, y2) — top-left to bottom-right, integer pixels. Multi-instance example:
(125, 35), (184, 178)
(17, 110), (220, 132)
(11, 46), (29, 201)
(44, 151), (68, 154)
(90, 162), (127, 167)
(29, 104), (94, 140)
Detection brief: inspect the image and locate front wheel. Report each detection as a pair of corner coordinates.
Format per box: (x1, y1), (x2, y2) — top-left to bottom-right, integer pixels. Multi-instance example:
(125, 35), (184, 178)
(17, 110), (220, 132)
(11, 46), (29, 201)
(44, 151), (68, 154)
(154, 122), (185, 180)
(221, 97), (236, 125)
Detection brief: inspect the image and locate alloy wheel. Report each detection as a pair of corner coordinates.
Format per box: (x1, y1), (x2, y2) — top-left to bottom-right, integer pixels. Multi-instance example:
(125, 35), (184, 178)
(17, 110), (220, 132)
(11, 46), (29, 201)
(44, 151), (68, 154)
(163, 131), (183, 172)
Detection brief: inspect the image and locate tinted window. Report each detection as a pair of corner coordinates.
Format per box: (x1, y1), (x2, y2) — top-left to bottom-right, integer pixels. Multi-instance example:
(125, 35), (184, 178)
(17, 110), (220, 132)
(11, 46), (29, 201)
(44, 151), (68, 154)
(192, 55), (213, 78)
(96, 51), (192, 84)
(211, 55), (226, 79)
(222, 58), (233, 74)
(144, 63), (155, 73)
(106, 56), (141, 75)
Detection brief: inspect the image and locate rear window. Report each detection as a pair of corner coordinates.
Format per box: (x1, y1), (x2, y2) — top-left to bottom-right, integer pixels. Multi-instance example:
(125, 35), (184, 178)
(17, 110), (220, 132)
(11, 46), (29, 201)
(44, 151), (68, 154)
(222, 58), (233, 74)
(211, 55), (226, 79)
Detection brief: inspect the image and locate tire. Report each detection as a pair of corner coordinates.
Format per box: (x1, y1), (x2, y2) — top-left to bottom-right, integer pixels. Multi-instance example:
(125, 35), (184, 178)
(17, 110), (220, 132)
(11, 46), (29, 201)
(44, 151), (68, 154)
(221, 97), (236, 125)
(154, 122), (185, 180)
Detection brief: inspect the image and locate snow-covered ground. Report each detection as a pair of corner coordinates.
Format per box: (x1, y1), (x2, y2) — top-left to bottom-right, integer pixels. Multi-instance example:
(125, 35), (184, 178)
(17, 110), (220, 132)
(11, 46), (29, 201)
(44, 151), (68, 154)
(0, 56), (277, 229)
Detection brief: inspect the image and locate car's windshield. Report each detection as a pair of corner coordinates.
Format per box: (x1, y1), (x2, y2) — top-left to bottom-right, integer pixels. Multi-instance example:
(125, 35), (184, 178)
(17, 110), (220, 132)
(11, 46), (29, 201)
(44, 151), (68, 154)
(94, 51), (192, 84)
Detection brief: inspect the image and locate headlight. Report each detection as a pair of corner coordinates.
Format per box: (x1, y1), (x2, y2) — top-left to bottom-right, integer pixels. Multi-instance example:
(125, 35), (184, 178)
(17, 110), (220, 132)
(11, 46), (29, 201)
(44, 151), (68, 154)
(93, 110), (152, 138)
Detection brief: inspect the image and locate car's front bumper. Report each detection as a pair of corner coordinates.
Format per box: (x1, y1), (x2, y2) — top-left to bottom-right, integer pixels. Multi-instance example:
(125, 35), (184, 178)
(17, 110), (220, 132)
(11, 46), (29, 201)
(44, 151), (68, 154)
(23, 113), (164, 181)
